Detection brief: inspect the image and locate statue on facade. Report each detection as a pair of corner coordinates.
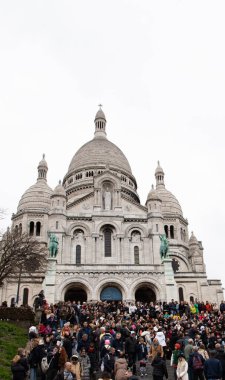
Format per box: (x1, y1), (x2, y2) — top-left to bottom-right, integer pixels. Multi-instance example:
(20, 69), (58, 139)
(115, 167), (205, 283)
(103, 187), (112, 210)
(159, 234), (169, 259)
(48, 233), (58, 257)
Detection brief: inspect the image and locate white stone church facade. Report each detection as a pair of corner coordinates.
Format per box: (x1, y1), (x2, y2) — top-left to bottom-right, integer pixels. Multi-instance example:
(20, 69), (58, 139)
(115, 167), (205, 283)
(2, 108), (223, 306)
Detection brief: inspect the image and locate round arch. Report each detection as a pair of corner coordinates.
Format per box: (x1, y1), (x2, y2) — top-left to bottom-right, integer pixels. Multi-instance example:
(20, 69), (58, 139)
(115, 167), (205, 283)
(100, 286), (122, 301)
(124, 224), (147, 238)
(67, 222), (91, 236)
(130, 278), (163, 302)
(96, 221), (120, 235)
(57, 277), (93, 302)
(95, 278), (128, 301)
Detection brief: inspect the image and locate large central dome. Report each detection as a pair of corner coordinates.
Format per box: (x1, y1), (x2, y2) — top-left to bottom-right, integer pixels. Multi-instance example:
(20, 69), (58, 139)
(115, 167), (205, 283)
(66, 107), (132, 177)
(68, 137), (132, 175)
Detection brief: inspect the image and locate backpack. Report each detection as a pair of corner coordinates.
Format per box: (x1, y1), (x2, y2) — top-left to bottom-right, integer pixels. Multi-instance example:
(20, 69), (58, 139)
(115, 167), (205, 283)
(41, 356), (53, 374)
(192, 354), (203, 370)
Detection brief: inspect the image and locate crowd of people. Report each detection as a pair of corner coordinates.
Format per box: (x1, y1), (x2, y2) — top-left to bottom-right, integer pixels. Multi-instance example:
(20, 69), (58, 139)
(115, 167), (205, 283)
(10, 295), (225, 380)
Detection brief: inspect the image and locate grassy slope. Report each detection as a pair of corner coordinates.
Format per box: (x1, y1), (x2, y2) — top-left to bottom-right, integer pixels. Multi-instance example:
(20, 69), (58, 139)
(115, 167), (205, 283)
(0, 321), (28, 380)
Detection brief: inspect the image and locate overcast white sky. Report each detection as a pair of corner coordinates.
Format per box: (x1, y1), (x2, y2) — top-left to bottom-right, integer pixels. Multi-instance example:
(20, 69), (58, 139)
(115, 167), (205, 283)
(0, 1), (225, 291)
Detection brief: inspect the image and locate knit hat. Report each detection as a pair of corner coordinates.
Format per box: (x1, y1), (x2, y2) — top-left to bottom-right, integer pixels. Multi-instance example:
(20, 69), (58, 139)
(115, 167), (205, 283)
(175, 343), (181, 349)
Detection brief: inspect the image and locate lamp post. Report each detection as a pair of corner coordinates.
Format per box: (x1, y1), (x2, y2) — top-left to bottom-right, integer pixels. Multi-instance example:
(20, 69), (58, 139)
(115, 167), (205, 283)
(16, 264), (22, 305)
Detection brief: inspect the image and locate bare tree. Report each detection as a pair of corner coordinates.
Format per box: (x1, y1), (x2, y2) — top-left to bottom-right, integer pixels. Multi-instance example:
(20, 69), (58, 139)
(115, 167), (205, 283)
(0, 229), (48, 285)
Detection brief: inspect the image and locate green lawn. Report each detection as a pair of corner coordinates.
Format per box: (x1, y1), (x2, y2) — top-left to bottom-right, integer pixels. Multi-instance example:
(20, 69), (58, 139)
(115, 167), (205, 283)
(0, 321), (28, 380)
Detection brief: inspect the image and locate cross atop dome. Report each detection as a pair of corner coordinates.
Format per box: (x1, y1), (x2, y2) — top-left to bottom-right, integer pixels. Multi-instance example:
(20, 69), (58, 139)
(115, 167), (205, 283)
(94, 105), (107, 138)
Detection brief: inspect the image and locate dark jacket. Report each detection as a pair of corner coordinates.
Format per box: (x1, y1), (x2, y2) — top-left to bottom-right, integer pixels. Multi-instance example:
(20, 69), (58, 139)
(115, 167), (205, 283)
(204, 358), (223, 379)
(125, 336), (137, 354)
(152, 356), (168, 378)
(28, 345), (45, 368)
(215, 349), (225, 377)
(103, 352), (115, 374)
(11, 357), (29, 380)
(137, 343), (148, 361)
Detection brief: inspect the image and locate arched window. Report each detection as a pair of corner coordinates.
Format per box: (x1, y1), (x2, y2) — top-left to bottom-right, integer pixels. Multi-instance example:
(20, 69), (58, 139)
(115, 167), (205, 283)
(36, 222), (41, 236)
(179, 287), (184, 302)
(134, 246), (139, 264)
(190, 296), (194, 302)
(170, 225), (174, 239)
(104, 228), (112, 257)
(56, 221), (59, 229)
(164, 225), (168, 238)
(29, 221), (34, 236)
(76, 245), (81, 265)
(23, 288), (29, 305)
(19, 223), (22, 234)
(10, 297), (15, 307)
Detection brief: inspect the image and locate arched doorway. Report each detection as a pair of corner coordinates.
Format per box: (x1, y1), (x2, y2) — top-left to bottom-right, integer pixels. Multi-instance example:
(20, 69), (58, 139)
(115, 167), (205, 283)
(64, 287), (87, 302)
(100, 286), (122, 301)
(135, 285), (156, 303)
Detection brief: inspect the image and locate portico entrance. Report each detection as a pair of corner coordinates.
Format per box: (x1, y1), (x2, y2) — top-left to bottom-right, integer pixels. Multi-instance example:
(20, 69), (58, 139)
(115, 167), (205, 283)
(64, 287), (87, 302)
(135, 285), (156, 303)
(100, 286), (122, 301)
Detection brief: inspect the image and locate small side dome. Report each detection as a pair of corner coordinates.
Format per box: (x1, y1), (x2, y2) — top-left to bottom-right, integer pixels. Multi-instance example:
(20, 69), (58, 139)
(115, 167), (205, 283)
(189, 231), (199, 246)
(52, 180), (66, 198)
(17, 182), (53, 212)
(146, 185), (162, 202)
(17, 155), (53, 212)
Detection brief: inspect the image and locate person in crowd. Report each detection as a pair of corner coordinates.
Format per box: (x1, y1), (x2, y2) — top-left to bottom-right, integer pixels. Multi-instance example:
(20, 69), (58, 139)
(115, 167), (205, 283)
(215, 343), (225, 380)
(171, 343), (182, 380)
(54, 361), (75, 380)
(204, 350), (222, 380)
(114, 351), (129, 380)
(125, 331), (137, 374)
(188, 346), (205, 380)
(198, 343), (209, 361)
(152, 351), (168, 380)
(149, 338), (164, 361)
(103, 347), (116, 380)
(71, 354), (81, 380)
(176, 353), (188, 380)
(136, 336), (148, 377)
(79, 347), (91, 380)
(11, 349), (29, 380)
(87, 341), (99, 380)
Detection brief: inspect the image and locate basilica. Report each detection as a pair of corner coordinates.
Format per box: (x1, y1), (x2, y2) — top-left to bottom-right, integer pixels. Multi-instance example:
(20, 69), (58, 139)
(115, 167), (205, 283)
(2, 107), (223, 306)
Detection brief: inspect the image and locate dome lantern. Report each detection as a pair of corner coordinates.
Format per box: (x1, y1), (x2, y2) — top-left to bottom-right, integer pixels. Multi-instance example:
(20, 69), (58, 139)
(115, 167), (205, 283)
(94, 104), (107, 138)
(155, 161), (165, 189)
(38, 154), (48, 181)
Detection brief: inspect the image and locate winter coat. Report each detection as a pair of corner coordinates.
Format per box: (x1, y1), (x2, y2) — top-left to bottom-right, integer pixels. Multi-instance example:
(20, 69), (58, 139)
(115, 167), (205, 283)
(79, 354), (91, 379)
(11, 357), (29, 380)
(204, 358), (223, 379)
(176, 359), (188, 380)
(151, 356), (168, 378)
(149, 343), (163, 360)
(103, 352), (116, 375)
(137, 343), (148, 361)
(155, 331), (166, 347)
(114, 358), (128, 380)
(125, 337), (137, 354)
(71, 362), (81, 380)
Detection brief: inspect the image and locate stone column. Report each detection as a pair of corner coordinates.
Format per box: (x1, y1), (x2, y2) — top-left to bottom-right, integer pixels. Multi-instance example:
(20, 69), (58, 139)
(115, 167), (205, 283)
(163, 258), (178, 302)
(44, 258), (57, 304)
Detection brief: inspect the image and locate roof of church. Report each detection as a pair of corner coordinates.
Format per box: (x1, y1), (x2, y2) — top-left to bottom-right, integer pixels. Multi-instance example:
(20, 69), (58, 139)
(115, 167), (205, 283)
(67, 137), (132, 175)
(17, 155), (53, 212)
(67, 107), (133, 176)
(17, 181), (53, 212)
